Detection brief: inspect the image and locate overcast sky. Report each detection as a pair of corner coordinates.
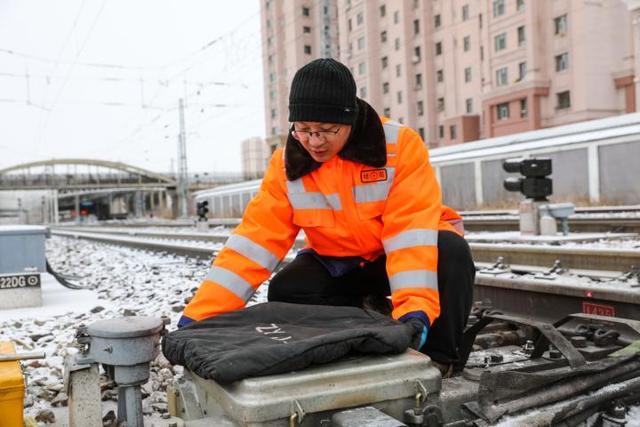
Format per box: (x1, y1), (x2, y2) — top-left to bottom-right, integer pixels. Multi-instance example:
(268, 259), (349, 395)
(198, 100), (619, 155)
(0, 0), (264, 173)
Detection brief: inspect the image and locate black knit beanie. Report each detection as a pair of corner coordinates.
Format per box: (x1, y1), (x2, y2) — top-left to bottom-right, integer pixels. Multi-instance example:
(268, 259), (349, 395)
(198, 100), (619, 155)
(288, 58), (358, 125)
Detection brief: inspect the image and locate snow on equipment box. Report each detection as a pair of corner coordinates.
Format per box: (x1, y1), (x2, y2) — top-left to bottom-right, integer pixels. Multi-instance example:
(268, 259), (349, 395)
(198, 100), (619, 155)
(0, 341), (25, 427)
(171, 349), (441, 426)
(0, 225), (48, 309)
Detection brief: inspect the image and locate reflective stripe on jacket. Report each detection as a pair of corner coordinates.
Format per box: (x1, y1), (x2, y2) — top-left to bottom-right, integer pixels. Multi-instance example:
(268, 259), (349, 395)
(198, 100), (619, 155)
(183, 117), (462, 326)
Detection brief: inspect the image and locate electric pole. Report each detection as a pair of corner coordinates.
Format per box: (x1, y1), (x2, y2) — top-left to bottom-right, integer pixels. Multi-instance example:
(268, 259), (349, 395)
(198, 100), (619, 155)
(177, 98), (189, 218)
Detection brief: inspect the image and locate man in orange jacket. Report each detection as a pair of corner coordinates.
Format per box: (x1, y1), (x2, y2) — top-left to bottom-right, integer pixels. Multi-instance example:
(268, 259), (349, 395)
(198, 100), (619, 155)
(180, 59), (475, 373)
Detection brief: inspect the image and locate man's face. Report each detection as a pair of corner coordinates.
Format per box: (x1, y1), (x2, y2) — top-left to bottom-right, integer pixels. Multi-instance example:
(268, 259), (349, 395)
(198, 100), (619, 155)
(291, 121), (352, 162)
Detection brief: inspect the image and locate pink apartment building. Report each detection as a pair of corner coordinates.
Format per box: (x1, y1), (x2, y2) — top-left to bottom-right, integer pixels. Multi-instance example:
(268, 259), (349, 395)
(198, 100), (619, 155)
(261, 0), (636, 149)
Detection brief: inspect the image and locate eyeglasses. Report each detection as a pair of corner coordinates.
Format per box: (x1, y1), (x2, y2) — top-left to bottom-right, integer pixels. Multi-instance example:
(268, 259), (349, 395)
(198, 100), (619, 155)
(291, 126), (341, 140)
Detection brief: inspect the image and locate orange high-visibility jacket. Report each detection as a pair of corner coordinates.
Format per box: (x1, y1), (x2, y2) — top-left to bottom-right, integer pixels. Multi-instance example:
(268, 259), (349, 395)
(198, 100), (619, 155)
(182, 117), (463, 326)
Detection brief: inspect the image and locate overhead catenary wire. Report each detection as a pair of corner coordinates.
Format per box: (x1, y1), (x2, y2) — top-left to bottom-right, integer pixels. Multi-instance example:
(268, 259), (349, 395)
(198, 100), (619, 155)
(34, 0), (108, 154)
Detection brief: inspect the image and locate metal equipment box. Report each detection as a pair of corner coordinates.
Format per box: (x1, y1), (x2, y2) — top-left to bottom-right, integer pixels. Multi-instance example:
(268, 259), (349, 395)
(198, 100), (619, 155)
(0, 225), (49, 274)
(0, 225), (48, 309)
(175, 350), (441, 426)
(0, 341), (25, 427)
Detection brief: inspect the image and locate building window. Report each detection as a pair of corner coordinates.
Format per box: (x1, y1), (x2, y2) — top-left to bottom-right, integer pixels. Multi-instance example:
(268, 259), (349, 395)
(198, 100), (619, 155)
(480, 46), (484, 60)
(397, 91), (403, 104)
(520, 98), (528, 118)
(463, 36), (470, 52)
(557, 91), (571, 109)
(418, 127), (425, 140)
(381, 31), (387, 43)
(413, 46), (421, 62)
(497, 102), (510, 120)
(464, 67), (472, 83)
(462, 4), (470, 21)
(396, 64), (402, 77)
(494, 33), (507, 51)
(450, 125), (457, 140)
(465, 98), (473, 113)
(417, 101), (424, 116)
(358, 36), (365, 50)
(437, 97), (445, 112)
(381, 56), (388, 69)
(517, 26), (525, 46)
(517, 0), (525, 12)
(383, 82), (389, 94)
(438, 125), (444, 138)
(395, 38), (401, 51)
(415, 73), (423, 89)
(272, 127), (277, 136)
(303, 26), (311, 34)
(496, 67), (508, 86)
(380, 4), (386, 17)
(437, 69), (444, 82)
(493, 0), (505, 18)
(302, 6), (310, 16)
(360, 86), (367, 98)
(357, 12), (363, 25)
(555, 52), (569, 72)
(269, 90), (275, 101)
(554, 14), (568, 35)
(413, 0), (419, 10)
(304, 45), (312, 55)
(394, 10), (400, 24)
(271, 108), (276, 118)
(358, 62), (366, 75)
(434, 14), (441, 28)
(414, 19), (421, 34)
(435, 41), (442, 55)
(398, 117), (404, 124)
(383, 107), (391, 116)
(348, 19), (352, 32)
(518, 61), (526, 81)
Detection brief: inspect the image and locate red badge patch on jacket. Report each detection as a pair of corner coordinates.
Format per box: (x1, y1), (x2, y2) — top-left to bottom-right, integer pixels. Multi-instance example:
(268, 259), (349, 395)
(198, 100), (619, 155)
(361, 169), (388, 183)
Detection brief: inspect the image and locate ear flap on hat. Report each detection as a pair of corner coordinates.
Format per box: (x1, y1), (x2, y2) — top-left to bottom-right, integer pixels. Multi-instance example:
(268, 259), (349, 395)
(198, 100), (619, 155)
(338, 98), (387, 167)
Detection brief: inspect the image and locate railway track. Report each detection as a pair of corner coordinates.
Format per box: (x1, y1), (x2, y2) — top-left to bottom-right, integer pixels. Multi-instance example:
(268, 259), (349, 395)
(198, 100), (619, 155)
(41, 229), (640, 425)
(52, 227), (639, 323)
(66, 213), (640, 233)
(54, 227), (640, 272)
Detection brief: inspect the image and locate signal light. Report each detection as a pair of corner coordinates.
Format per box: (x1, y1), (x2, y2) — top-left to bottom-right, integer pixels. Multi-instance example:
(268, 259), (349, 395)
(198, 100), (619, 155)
(196, 201), (209, 221)
(502, 158), (552, 201)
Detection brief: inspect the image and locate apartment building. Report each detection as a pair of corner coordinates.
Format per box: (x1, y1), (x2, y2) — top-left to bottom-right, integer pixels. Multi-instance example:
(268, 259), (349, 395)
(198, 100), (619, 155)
(261, 0), (635, 148)
(261, 0), (340, 152)
(241, 137), (271, 179)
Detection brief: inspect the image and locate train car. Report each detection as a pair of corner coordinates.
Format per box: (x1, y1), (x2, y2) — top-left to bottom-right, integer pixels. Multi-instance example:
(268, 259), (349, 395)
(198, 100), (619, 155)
(195, 112), (640, 217)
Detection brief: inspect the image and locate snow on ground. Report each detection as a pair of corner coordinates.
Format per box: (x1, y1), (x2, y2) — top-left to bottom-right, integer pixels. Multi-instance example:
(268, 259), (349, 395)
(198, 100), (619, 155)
(0, 235), (268, 425)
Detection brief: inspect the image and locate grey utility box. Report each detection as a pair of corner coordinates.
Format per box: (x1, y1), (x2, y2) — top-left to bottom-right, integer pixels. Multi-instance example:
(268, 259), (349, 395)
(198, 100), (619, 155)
(0, 225), (49, 309)
(173, 350), (441, 426)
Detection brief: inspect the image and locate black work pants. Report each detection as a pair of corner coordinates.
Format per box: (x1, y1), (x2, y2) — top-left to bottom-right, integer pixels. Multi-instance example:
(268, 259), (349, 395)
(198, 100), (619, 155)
(268, 230), (475, 368)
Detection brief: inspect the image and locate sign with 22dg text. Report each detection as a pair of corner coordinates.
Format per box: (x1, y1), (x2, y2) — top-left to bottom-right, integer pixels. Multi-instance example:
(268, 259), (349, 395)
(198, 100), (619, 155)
(0, 273), (41, 290)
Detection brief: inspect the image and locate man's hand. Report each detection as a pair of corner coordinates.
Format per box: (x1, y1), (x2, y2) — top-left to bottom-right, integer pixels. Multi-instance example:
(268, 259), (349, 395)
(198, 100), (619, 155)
(404, 317), (429, 351)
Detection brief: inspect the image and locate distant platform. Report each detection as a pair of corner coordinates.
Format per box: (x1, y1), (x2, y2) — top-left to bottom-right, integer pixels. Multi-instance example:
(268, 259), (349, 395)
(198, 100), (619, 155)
(466, 231), (637, 244)
(0, 273), (103, 322)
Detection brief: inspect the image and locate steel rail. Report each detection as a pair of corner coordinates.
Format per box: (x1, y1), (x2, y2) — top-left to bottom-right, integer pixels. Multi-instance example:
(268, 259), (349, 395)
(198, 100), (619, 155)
(55, 227), (640, 272)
